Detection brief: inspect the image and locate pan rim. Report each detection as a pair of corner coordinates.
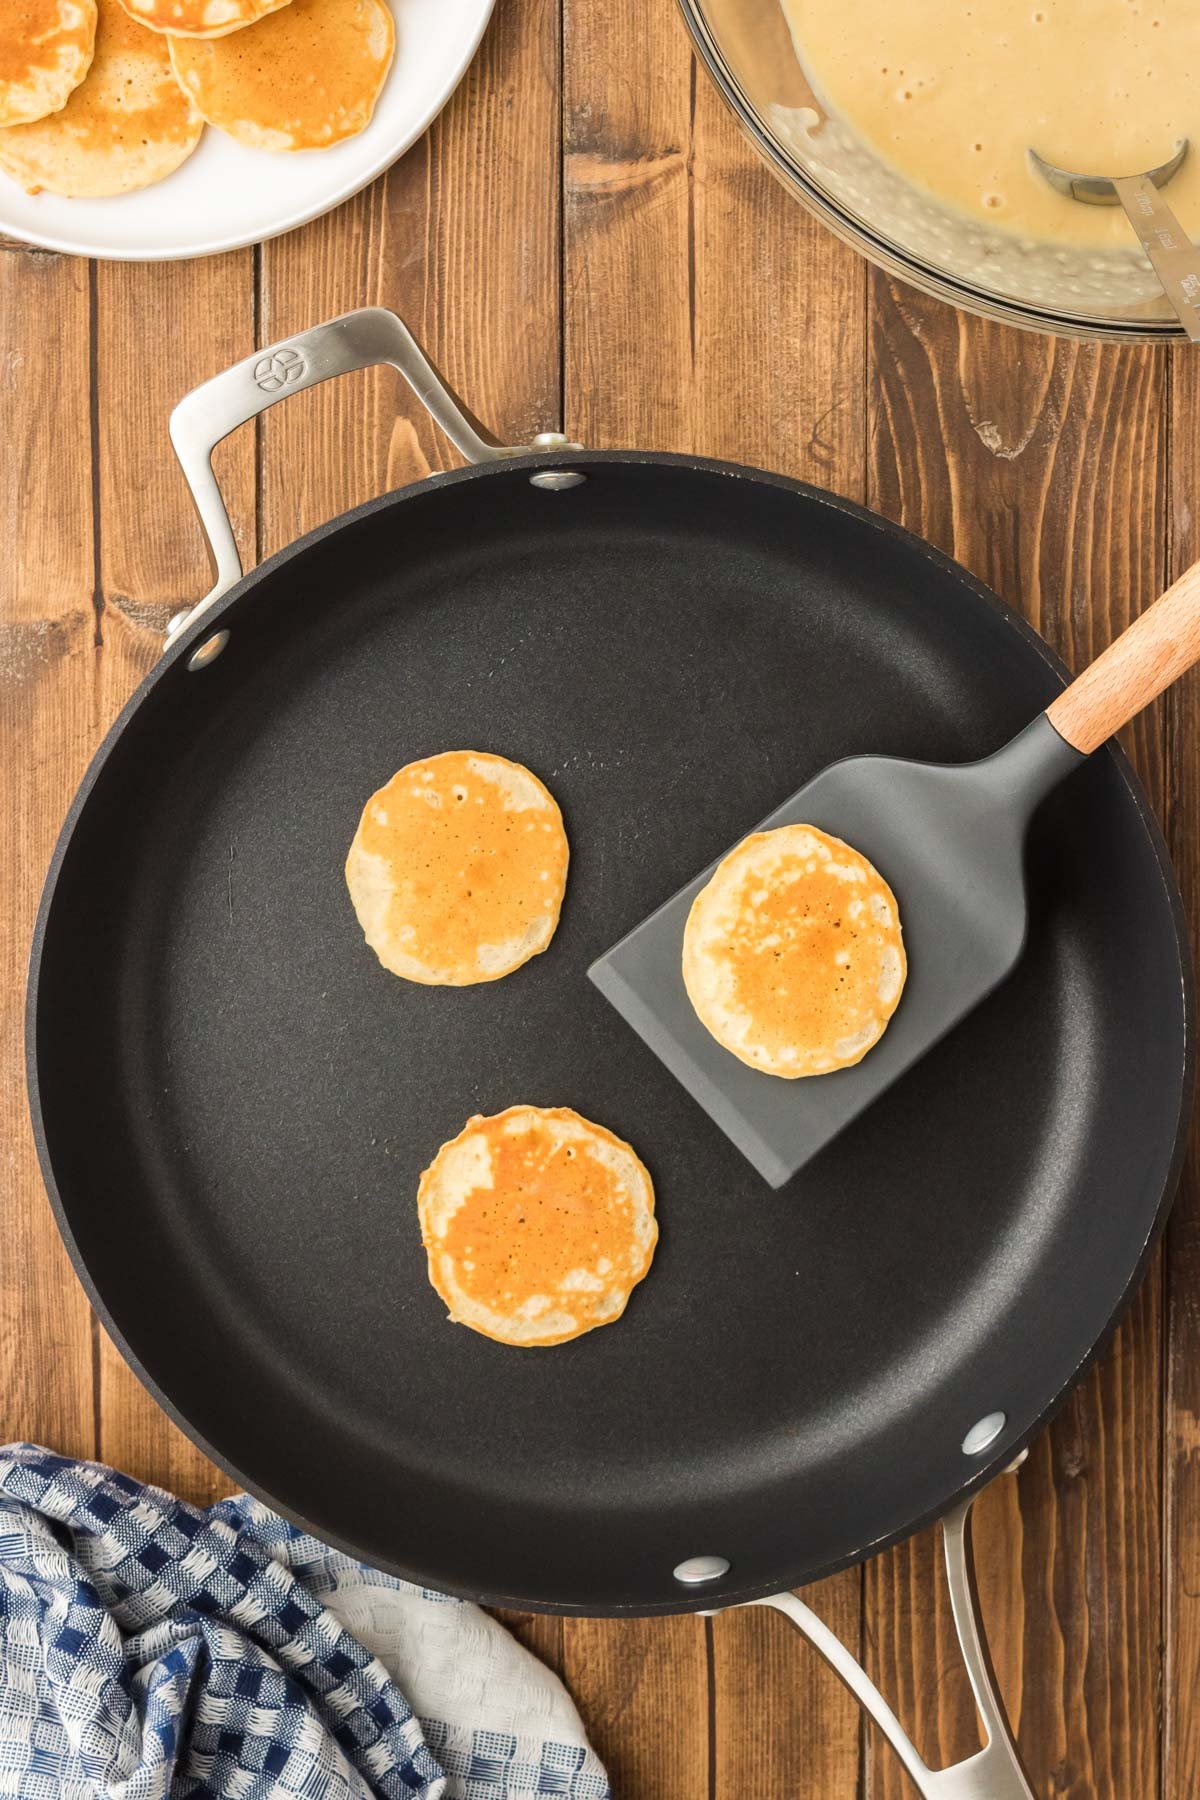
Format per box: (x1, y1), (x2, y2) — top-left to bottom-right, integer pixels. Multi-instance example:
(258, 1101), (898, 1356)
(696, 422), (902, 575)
(25, 448), (1195, 1614)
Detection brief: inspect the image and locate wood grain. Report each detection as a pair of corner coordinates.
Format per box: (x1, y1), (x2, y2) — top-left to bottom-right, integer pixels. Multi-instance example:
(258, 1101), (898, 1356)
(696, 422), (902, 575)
(0, 248), (96, 1463)
(712, 1574), (863, 1800)
(1047, 553), (1200, 754)
(864, 272), (1167, 1800)
(1165, 342), (1200, 1800)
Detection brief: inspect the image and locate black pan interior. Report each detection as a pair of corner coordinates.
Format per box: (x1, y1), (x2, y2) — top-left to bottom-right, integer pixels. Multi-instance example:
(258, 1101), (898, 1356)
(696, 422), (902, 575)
(30, 455), (1191, 1611)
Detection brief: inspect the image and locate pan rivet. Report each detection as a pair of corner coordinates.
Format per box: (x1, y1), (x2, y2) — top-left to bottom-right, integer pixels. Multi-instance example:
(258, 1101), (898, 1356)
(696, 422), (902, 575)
(673, 1555), (730, 1585)
(530, 470), (587, 492)
(962, 1411), (1007, 1456)
(187, 630), (230, 672)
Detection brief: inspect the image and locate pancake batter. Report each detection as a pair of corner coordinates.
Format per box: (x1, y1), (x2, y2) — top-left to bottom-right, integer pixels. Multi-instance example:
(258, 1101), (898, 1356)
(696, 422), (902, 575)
(783, 0), (1200, 249)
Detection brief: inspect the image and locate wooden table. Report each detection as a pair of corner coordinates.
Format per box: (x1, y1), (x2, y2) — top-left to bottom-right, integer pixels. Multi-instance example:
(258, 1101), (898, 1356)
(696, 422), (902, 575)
(2, 0), (1198, 1792)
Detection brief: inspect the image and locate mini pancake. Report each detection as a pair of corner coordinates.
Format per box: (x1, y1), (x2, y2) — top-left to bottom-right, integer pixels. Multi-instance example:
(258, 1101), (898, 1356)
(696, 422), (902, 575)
(345, 750), (569, 987)
(0, 0), (201, 196)
(418, 1106), (658, 1348)
(683, 823), (906, 1077)
(167, 0), (394, 152)
(0, 0), (97, 129)
(120, 0), (290, 41)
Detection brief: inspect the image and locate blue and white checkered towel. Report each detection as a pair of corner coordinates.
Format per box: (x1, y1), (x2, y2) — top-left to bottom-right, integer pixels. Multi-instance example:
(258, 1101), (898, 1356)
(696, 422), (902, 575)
(0, 1445), (610, 1800)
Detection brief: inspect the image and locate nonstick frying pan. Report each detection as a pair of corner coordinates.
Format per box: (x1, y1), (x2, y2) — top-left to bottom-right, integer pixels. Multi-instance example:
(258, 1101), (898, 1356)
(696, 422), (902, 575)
(28, 309), (1193, 1798)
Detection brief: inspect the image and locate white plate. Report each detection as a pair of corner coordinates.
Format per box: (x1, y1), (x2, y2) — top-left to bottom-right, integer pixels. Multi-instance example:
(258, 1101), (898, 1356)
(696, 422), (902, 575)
(0, 0), (495, 260)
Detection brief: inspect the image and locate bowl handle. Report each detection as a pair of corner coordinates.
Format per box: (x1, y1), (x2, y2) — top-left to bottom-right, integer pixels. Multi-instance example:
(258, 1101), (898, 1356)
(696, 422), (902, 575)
(165, 307), (580, 643)
(744, 1475), (1036, 1799)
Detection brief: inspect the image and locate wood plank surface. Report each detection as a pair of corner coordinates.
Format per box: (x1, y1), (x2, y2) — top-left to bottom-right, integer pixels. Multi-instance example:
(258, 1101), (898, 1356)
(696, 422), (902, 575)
(0, 248), (96, 1465)
(0, 0), (1197, 1792)
(712, 1574), (864, 1800)
(863, 278), (1168, 1800)
(1165, 345), (1200, 1800)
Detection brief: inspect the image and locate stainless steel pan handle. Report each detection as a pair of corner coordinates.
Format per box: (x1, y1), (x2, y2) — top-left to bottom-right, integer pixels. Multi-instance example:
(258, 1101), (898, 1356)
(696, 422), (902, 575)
(744, 1477), (1035, 1799)
(167, 306), (580, 643)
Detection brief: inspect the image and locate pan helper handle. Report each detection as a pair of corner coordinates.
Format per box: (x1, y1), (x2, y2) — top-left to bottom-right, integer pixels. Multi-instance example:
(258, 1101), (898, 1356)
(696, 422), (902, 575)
(744, 1484), (1036, 1800)
(1046, 554), (1200, 754)
(166, 307), (581, 642)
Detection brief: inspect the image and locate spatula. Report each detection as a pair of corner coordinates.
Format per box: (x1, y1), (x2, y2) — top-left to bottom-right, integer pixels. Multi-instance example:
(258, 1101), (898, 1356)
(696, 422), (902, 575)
(589, 560), (1200, 1187)
(1029, 140), (1200, 341)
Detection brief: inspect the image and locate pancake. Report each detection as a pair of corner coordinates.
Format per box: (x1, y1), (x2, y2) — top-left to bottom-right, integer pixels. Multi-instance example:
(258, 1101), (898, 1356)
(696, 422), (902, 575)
(345, 750), (569, 987)
(417, 1106), (658, 1348)
(120, 0), (289, 41)
(0, 0), (97, 129)
(0, 0), (201, 195)
(167, 0), (393, 151)
(683, 823), (906, 1077)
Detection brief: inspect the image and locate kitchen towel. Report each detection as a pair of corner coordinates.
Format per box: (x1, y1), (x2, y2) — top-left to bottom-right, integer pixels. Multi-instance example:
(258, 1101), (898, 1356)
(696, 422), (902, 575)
(0, 1444), (610, 1800)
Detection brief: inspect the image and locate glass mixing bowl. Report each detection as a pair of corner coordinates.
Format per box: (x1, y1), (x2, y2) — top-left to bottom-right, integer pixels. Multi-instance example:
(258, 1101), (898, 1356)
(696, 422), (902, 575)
(680, 0), (1184, 342)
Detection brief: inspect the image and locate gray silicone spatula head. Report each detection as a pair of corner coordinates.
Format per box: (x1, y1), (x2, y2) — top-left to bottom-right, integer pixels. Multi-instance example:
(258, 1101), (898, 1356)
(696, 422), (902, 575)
(590, 719), (1082, 1187)
(590, 556), (1200, 1187)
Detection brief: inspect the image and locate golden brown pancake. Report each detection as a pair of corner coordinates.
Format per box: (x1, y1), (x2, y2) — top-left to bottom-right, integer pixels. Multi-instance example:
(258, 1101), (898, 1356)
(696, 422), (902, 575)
(0, 0), (96, 129)
(167, 0), (393, 151)
(120, 0), (289, 40)
(345, 750), (569, 986)
(418, 1106), (658, 1348)
(683, 823), (906, 1077)
(0, 0), (201, 195)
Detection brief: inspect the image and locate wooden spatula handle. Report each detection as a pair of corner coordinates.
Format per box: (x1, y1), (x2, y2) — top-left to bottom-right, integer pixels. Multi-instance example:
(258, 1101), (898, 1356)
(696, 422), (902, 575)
(1047, 557), (1200, 754)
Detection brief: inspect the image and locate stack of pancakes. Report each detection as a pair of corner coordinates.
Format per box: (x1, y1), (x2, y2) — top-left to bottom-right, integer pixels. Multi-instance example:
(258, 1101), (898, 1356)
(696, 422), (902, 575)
(0, 0), (394, 196)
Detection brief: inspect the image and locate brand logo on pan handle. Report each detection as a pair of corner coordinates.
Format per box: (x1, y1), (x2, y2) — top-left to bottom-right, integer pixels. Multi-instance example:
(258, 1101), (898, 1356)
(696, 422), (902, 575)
(252, 348), (306, 394)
